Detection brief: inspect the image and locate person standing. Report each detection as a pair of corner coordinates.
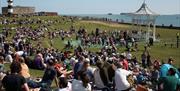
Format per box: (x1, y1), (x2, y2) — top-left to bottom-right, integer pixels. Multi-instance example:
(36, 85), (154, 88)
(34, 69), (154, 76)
(141, 52), (147, 68)
(146, 54), (152, 67)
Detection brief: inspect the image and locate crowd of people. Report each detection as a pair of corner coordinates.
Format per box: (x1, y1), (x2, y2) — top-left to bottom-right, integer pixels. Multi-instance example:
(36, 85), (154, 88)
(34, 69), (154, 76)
(0, 16), (179, 91)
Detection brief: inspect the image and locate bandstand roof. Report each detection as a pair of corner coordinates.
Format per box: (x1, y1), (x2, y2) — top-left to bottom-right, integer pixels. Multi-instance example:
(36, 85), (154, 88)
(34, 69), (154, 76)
(132, 2), (158, 16)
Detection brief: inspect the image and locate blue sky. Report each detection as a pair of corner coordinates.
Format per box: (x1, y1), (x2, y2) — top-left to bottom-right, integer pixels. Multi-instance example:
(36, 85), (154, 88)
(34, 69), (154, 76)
(0, 0), (180, 14)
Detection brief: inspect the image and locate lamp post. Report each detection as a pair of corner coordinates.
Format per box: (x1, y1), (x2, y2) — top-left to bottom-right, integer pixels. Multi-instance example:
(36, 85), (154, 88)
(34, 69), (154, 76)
(177, 33), (179, 48)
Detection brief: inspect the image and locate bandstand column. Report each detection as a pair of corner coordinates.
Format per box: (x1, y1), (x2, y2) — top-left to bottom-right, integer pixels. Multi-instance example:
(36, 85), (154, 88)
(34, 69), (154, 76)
(153, 23), (156, 41)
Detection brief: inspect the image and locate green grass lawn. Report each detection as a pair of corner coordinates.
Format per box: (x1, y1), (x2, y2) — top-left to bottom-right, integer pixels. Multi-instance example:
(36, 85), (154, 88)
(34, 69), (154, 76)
(1, 16), (180, 79)
(4, 63), (44, 77)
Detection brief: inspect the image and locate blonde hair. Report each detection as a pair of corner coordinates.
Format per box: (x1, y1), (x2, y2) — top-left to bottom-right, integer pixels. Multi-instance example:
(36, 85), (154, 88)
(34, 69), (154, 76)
(19, 57), (25, 63)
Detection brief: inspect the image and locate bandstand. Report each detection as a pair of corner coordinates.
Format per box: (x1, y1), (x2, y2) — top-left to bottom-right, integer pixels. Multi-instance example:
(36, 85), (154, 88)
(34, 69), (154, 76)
(126, 1), (159, 42)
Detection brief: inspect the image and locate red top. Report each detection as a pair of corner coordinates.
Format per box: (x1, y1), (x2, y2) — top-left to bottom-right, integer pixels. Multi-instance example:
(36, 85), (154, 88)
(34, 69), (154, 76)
(120, 59), (129, 70)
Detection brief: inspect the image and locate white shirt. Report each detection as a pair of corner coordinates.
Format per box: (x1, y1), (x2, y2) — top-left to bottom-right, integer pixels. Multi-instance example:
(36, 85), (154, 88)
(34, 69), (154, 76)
(5, 54), (13, 63)
(72, 79), (91, 91)
(126, 52), (132, 60)
(15, 51), (24, 56)
(115, 68), (132, 90)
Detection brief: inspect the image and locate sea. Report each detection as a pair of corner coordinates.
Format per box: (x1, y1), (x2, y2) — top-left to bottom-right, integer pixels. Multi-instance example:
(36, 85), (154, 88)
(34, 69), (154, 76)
(66, 14), (180, 27)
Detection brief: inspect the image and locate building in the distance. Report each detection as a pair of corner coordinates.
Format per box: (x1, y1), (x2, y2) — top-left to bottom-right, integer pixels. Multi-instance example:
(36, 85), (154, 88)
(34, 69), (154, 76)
(2, 6), (35, 15)
(1, 0), (57, 16)
(37, 11), (58, 16)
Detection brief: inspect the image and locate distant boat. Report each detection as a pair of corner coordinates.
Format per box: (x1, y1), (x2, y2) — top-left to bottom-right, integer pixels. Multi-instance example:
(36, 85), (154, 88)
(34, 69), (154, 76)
(108, 13), (112, 15)
(120, 13), (131, 15)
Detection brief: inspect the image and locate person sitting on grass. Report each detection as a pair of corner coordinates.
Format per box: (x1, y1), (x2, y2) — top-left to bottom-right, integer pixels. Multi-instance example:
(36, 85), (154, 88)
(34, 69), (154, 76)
(136, 81), (148, 91)
(160, 58), (180, 78)
(79, 60), (94, 81)
(0, 56), (5, 72)
(54, 59), (73, 79)
(95, 60), (115, 88)
(73, 56), (84, 79)
(19, 57), (30, 81)
(158, 68), (180, 91)
(34, 50), (45, 70)
(55, 77), (72, 91)
(115, 62), (135, 91)
(1, 61), (29, 91)
(0, 56), (6, 90)
(72, 71), (91, 91)
(28, 58), (57, 91)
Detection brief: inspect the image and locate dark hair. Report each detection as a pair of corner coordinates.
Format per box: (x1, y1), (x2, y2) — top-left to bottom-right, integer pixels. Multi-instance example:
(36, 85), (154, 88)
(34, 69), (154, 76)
(120, 55), (125, 59)
(96, 61), (103, 69)
(47, 59), (55, 66)
(83, 61), (89, 67)
(168, 57), (174, 63)
(115, 62), (122, 68)
(79, 56), (84, 62)
(36, 50), (41, 54)
(59, 77), (68, 88)
(168, 68), (176, 76)
(10, 61), (22, 73)
(78, 71), (89, 88)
